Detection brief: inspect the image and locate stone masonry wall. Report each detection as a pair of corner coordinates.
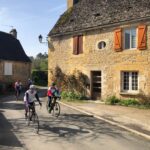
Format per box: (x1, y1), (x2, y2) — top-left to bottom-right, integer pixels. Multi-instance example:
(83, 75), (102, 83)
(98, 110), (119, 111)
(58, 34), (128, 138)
(0, 60), (31, 87)
(48, 21), (150, 100)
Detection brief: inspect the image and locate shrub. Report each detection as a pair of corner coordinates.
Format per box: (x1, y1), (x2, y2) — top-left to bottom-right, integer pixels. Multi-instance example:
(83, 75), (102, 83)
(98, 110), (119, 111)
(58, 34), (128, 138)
(61, 91), (87, 100)
(6, 82), (14, 92)
(0, 82), (14, 95)
(119, 99), (140, 106)
(50, 66), (89, 97)
(137, 92), (150, 105)
(105, 96), (120, 105)
(32, 70), (48, 86)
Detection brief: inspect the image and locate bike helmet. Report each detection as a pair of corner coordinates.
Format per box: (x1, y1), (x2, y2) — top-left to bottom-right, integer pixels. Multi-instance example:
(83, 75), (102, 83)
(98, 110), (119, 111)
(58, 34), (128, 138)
(29, 84), (35, 89)
(51, 82), (56, 86)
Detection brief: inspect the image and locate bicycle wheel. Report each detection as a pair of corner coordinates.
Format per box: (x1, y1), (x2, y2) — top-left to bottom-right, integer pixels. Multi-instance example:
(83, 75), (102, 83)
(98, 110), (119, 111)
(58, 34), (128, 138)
(46, 100), (50, 113)
(27, 109), (32, 126)
(52, 102), (60, 117)
(32, 113), (39, 134)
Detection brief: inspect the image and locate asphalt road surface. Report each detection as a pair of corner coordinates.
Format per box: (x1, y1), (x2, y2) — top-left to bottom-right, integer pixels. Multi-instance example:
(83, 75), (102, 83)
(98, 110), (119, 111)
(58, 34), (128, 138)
(0, 96), (150, 150)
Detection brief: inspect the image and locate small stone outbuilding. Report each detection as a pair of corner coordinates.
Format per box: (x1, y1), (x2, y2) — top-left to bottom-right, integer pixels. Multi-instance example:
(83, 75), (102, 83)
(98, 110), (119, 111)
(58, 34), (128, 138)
(48, 0), (150, 100)
(0, 29), (31, 91)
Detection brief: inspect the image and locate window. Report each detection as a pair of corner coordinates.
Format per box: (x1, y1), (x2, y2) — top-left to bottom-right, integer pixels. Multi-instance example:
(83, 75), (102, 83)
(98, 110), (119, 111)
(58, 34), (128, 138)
(124, 28), (136, 49)
(121, 71), (138, 92)
(73, 35), (83, 55)
(98, 41), (106, 49)
(114, 25), (147, 52)
(4, 62), (12, 75)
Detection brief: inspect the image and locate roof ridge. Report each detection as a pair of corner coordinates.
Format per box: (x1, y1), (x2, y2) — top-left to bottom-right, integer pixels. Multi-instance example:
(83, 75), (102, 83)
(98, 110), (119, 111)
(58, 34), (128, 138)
(49, 0), (150, 36)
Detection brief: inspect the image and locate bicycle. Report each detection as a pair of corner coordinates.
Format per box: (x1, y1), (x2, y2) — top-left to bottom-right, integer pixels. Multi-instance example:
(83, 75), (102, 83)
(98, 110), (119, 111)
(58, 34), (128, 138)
(26, 103), (39, 134)
(46, 96), (61, 117)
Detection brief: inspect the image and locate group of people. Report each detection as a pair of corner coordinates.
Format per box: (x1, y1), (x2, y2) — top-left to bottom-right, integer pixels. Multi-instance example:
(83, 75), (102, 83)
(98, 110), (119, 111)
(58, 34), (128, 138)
(14, 78), (33, 99)
(24, 82), (60, 117)
(15, 79), (60, 118)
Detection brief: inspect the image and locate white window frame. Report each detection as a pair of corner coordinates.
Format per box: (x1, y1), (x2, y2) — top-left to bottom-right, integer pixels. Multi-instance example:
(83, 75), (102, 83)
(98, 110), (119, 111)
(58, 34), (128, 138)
(4, 62), (13, 75)
(121, 71), (139, 93)
(124, 27), (137, 50)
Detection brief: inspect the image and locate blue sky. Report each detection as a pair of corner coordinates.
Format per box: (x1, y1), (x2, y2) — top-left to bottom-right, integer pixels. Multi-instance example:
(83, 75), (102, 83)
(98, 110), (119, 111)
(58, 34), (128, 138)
(0, 0), (66, 57)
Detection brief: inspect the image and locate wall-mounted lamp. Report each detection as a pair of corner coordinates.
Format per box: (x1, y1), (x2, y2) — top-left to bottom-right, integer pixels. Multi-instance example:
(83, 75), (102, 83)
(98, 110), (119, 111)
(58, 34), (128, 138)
(38, 34), (48, 44)
(38, 34), (54, 50)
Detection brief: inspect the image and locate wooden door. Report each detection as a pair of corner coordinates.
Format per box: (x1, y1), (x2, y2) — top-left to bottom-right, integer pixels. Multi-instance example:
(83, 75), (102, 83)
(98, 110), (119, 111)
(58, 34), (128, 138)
(91, 71), (101, 100)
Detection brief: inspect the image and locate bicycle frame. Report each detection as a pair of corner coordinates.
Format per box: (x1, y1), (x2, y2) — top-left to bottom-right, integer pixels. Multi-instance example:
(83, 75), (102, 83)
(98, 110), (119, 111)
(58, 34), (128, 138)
(47, 96), (61, 117)
(27, 103), (39, 134)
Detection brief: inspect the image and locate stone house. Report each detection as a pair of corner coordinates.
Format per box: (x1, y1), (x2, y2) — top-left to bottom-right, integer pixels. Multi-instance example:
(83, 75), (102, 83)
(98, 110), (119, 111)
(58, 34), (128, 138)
(0, 29), (31, 90)
(48, 0), (150, 100)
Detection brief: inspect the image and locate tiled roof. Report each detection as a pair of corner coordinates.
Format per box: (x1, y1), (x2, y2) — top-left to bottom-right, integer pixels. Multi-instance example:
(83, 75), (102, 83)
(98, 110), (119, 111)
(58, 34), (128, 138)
(0, 31), (31, 62)
(49, 0), (150, 37)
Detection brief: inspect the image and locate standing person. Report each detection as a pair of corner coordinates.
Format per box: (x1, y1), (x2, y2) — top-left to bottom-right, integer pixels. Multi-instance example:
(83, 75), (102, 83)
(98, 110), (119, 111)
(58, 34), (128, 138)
(24, 85), (42, 118)
(47, 82), (60, 112)
(27, 78), (33, 89)
(14, 80), (20, 100)
(18, 80), (22, 94)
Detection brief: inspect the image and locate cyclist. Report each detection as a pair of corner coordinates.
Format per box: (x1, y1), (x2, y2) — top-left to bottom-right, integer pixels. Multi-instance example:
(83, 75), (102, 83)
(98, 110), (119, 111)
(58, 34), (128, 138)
(14, 80), (20, 99)
(24, 84), (42, 118)
(47, 82), (60, 112)
(27, 78), (33, 89)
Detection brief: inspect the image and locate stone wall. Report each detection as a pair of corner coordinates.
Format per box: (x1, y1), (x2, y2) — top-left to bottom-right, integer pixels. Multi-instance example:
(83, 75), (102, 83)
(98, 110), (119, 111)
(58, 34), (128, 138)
(0, 60), (31, 88)
(48, 21), (150, 100)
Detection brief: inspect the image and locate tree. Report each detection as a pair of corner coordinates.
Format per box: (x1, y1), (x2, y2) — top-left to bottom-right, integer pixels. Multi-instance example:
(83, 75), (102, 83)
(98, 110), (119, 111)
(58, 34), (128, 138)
(36, 52), (48, 59)
(30, 52), (48, 71)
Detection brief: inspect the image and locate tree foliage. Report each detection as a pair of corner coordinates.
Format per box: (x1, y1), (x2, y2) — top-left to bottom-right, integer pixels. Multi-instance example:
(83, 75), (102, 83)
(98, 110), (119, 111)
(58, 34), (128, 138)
(30, 52), (48, 71)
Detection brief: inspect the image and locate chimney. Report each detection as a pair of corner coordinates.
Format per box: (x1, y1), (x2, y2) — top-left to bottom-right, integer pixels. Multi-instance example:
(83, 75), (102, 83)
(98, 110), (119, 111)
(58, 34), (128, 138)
(10, 28), (17, 38)
(67, 0), (79, 9)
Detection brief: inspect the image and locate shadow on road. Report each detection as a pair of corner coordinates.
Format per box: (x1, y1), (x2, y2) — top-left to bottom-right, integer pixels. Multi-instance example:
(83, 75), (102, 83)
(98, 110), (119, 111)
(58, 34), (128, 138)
(1, 94), (149, 148)
(0, 112), (23, 148)
(32, 113), (127, 143)
(0, 102), (24, 110)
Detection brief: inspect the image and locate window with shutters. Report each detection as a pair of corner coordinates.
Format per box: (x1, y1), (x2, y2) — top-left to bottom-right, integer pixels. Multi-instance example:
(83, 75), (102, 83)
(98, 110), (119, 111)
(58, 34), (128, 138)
(4, 62), (13, 75)
(121, 71), (138, 93)
(114, 25), (146, 52)
(114, 29), (122, 51)
(138, 25), (147, 50)
(124, 28), (136, 49)
(73, 35), (83, 55)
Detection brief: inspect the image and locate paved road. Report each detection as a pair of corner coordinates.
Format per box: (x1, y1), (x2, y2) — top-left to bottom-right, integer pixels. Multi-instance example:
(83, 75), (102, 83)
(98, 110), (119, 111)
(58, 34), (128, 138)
(0, 96), (150, 150)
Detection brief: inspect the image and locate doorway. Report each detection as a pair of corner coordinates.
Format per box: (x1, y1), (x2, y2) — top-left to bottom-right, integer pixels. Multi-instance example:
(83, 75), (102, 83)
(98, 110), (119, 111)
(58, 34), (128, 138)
(91, 71), (101, 100)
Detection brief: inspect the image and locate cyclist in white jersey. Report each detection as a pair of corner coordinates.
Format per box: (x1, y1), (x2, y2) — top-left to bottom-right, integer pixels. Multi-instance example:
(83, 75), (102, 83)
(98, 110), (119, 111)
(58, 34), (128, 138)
(24, 85), (42, 118)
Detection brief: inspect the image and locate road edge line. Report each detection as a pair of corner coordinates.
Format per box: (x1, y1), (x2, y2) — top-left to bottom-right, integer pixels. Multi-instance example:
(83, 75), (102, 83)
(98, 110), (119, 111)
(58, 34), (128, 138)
(60, 102), (150, 140)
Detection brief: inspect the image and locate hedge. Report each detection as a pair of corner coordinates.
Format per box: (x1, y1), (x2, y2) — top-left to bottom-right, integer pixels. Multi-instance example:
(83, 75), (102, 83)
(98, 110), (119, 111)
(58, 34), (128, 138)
(32, 70), (48, 86)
